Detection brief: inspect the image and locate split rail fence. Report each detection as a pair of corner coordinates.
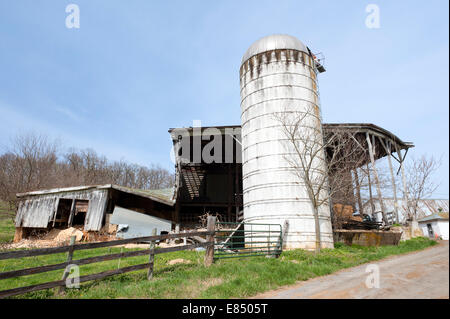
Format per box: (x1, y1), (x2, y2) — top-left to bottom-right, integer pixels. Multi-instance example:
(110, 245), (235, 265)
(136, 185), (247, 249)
(0, 216), (282, 298)
(0, 217), (217, 299)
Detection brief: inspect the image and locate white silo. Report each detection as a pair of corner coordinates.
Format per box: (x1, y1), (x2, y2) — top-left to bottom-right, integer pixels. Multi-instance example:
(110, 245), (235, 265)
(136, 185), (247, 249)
(240, 34), (334, 250)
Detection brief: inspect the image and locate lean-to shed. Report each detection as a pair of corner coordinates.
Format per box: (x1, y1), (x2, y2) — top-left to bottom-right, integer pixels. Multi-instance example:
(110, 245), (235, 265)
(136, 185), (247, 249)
(14, 184), (175, 240)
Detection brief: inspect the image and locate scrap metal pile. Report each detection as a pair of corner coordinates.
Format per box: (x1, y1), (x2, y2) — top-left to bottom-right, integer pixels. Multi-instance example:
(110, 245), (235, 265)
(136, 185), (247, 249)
(340, 217), (383, 230)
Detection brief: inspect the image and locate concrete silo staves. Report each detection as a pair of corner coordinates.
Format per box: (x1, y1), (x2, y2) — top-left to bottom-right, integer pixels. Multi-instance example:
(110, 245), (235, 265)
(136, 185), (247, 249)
(239, 34), (334, 250)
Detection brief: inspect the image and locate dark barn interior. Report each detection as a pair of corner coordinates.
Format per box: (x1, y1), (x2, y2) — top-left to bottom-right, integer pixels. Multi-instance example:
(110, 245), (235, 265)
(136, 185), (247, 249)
(169, 126), (243, 228)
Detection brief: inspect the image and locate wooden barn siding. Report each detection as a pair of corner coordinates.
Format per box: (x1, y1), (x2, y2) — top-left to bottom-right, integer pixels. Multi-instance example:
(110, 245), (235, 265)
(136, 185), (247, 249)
(15, 189), (109, 231)
(15, 197), (58, 228)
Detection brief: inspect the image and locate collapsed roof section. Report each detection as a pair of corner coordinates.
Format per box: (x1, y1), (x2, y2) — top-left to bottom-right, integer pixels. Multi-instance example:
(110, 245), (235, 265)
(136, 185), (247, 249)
(15, 184), (176, 233)
(16, 184), (176, 206)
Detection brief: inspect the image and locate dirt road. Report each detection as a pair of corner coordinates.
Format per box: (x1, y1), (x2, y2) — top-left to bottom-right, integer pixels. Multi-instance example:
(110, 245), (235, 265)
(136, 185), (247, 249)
(256, 241), (449, 299)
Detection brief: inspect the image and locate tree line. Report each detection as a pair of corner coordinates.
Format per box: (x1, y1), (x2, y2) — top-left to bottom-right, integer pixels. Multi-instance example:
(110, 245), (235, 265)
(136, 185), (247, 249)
(0, 133), (174, 209)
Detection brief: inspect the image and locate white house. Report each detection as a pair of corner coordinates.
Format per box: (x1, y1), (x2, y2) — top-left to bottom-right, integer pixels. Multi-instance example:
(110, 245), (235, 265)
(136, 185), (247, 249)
(418, 213), (449, 240)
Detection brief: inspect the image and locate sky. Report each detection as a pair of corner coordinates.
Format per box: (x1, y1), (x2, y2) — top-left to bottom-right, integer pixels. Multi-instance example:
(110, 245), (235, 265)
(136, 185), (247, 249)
(0, 0), (448, 198)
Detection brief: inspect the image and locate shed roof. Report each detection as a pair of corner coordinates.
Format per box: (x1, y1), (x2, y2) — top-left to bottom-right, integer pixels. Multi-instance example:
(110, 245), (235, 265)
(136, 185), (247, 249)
(16, 184), (176, 206)
(418, 212), (449, 223)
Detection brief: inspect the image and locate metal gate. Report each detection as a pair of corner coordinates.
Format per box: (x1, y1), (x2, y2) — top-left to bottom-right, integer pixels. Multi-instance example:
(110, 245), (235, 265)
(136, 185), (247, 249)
(214, 222), (283, 260)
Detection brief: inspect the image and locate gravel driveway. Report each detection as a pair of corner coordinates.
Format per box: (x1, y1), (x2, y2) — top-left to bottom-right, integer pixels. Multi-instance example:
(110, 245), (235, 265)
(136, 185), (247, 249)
(255, 241), (449, 299)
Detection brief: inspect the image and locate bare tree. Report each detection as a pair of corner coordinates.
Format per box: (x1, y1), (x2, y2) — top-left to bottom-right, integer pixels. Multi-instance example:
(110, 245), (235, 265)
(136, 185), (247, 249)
(274, 104), (367, 253)
(405, 155), (441, 221)
(0, 132), (175, 211)
(356, 161), (395, 222)
(0, 133), (60, 208)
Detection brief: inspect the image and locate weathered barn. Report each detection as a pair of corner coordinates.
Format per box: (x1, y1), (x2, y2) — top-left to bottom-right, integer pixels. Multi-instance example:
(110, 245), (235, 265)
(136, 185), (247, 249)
(14, 184), (175, 240)
(169, 123), (414, 228)
(14, 122), (413, 241)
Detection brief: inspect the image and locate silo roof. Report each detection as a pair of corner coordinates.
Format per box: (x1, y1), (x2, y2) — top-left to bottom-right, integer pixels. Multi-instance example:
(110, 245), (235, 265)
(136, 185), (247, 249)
(241, 34), (308, 64)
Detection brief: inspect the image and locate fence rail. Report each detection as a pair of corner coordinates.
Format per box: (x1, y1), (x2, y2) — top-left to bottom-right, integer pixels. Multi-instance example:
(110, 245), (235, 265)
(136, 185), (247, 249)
(0, 230), (212, 260)
(0, 217), (283, 298)
(0, 229), (215, 299)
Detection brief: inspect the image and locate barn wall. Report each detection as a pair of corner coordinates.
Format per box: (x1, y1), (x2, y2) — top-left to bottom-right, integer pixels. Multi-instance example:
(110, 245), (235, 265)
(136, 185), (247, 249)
(15, 189), (109, 231)
(15, 196), (58, 228)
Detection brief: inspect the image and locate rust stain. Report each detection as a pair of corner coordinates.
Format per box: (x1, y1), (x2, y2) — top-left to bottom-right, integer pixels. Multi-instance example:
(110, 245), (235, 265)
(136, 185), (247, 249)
(256, 53), (263, 77)
(274, 49), (281, 62)
(241, 49), (308, 78)
(248, 57), (254, 79)
(294, 50), (300, 63)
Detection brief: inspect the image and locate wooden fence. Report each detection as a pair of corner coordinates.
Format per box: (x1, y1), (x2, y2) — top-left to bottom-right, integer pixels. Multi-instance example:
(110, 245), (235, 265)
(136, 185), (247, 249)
(0, 216), (217, 299)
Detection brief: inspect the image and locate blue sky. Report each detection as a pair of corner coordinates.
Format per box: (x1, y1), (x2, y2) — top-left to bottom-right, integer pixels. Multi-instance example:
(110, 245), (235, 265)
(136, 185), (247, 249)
(0, 0), (448, 197)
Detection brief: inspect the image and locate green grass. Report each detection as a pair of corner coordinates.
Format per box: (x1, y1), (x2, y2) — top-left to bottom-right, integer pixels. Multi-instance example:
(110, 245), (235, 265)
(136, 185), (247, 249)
(0, 201), (15, 244)
(0, 237), (437, 299)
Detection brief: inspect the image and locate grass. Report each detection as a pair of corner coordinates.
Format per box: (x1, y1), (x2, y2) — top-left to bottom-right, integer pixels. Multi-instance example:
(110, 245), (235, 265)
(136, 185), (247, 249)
(0, 237), (437, 299)
(0, 201), (15, 244)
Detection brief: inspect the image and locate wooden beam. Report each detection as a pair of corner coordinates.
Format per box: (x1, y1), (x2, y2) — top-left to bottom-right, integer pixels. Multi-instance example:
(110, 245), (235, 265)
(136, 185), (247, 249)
(385, 141), (400, 224)
(204, 215), (216, 267)
(366, 162), (375, 216)
(366, 133), (388, 225)
(67, 199), (76, 227)
(395, 143), (410, 221)
(352, 169), (364, 216)
(227, 164), (232, 222)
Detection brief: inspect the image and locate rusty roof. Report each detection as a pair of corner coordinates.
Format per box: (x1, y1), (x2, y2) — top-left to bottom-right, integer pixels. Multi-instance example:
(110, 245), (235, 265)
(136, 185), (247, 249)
(169, 123), (413, 150)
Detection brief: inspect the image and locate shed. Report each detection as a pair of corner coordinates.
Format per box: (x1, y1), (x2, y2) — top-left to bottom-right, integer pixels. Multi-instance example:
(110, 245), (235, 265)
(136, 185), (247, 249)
(14, 184), (176, 241)
(418, 213), (449, 240)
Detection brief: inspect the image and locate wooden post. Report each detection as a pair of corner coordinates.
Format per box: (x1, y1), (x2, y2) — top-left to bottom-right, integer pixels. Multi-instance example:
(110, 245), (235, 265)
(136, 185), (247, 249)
(395, 144), (410, 221)
(366, 133), (388, 225)
(227, 164), (232, 222)
(378, 137), (400, 224)
(13, 227), (24, 243)
(117, 247), (123, 269)
(147, 228), (157, 280)
(366, 162), (375, 216)
(204, 216), (216, 267)
(352, 169), (364, 217)
(386, 143), (400, 224)
(58, 235), (76, 293)
(67, 199), (76, 227)
(234, 164), (239, 221)
(52, 198), (60, 228)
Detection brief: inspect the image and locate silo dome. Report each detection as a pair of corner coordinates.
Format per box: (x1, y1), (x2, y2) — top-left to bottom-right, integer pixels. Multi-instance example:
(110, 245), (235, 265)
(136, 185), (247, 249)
(241, 34), (308, 63)
(239, 34), (334, 250)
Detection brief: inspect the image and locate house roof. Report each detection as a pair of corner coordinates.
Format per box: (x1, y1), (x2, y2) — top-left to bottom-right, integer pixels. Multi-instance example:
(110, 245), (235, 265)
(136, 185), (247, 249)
(418, 212), (449, 223)
(16, 184), (176, 206)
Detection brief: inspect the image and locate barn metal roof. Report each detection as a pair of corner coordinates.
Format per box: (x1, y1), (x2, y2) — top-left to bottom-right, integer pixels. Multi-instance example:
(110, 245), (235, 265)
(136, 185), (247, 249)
(169, 123), (413, 150)
(16, 184), (176, 206)
(323, 123), (414, 150)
